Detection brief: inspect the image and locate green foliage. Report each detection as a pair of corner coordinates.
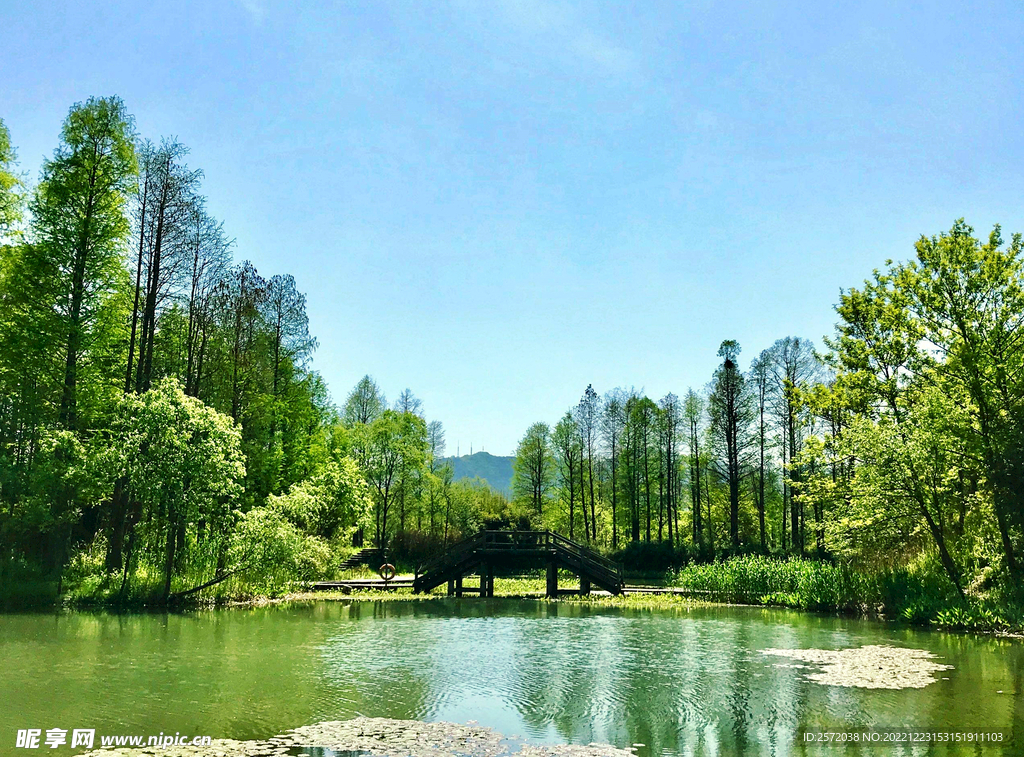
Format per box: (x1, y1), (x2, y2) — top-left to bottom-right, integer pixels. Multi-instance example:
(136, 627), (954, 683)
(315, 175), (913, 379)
(343, 374), (386, 426)
(0, 99), (346, 605)
(270, 455), (371, 541)
(3, 97), (1023, 624)
(26, 431), (98, 533)
(612, 540), (694, 573)
(0, 117), (25, 234)
(96, 378), (246, 597)
(674, 555), (868, 611)
(105, 377), (245, 504)
(437, 477), (487, 539)
(511, 421), (555, 515)
(353, 409), (429, 548)
(801, 219), (1024, 603)
(468, 478), (533, 530)
(228, 507), (333, 595)
(668, 554), (1024, 630)
(934, 604), (1018, 632)
(759, 591), (801, 607)
(2, 97), (136, 437)
(0, 556), (59, 608)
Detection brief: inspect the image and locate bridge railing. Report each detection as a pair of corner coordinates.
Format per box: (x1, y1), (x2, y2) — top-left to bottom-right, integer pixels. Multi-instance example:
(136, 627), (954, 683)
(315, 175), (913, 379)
(479, 530), (551, 550)
(415, 531), (486, 579)
(548, 532), (622, 578)
(481, 530), (623, 586)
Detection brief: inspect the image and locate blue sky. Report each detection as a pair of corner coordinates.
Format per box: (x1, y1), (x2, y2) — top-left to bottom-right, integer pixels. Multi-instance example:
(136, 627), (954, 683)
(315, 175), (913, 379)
(3, 0), (1022, 455)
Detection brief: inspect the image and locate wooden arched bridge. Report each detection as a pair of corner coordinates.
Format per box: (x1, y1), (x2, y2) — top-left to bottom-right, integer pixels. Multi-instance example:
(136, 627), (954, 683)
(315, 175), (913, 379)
(413, 530), (624, 597)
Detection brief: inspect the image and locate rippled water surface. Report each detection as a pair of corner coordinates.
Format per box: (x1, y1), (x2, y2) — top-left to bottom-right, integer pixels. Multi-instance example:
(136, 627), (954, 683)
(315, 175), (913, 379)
(2, 600), (1022, 755)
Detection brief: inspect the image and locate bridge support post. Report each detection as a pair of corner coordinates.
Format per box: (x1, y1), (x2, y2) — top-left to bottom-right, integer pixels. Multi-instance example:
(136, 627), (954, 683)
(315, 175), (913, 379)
(447, 579), (455, 596)
(579, 575), (590, 596)
(455, 575), (463, 598)
(546, 560), (558, 598)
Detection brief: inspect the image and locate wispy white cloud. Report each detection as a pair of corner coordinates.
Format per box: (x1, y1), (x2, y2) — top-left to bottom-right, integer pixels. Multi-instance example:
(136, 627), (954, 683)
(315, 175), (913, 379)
(568, 27), (635, 76)
(236, 0), (266, 24)
(487, 0), (637, 77)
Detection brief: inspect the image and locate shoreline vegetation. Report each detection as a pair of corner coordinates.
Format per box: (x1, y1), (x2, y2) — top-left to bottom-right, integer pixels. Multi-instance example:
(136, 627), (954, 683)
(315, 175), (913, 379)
(2, 99), (1024, 644)
(39, 565), (1024, 639)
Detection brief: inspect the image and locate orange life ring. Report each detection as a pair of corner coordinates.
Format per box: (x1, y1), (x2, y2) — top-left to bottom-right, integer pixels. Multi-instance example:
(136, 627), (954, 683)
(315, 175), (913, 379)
(378, 563), (396, 581)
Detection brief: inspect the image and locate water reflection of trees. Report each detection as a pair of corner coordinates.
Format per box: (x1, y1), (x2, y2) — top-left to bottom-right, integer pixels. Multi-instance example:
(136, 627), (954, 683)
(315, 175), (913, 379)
(501, 606), (806, 754)
(2, 604), (372, 740)
(5, 603), (1022, 756)
(488, 605), (1020, 756)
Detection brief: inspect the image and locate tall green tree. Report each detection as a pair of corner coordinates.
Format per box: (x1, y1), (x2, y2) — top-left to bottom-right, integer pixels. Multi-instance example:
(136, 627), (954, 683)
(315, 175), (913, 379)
(575, 385), (600, 541)
(709, 340), (753, 547)
(602, 388), (628, 548)
(356, 409), (427, 548)
(512, 422), (554, 517)
(683, 389), (706, 550)
(658, 393), (681, 545)
(23, 97), (137, 430)
(130, 139), (201, 394)
(623, 395), (657, 542)
(767, 336), (819, 551)
(552, 412), (582, 539)
(749, 351), (773, 550)
(903, 221), (1024, 577)
(820, 263), (967, 594)
(0, 117), (25, 235)
(344, 375), (387, 426)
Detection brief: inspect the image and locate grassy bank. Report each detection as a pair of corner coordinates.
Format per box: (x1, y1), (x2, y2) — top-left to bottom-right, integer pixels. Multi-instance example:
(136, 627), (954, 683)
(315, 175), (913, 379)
(10, 552), (1024, 635)
(279, 578), (717, 611)
(669, 554), (1024, 633)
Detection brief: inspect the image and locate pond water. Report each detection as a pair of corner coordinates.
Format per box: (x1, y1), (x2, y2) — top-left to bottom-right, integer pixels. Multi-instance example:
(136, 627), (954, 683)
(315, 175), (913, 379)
(1, 599), (1021, 755)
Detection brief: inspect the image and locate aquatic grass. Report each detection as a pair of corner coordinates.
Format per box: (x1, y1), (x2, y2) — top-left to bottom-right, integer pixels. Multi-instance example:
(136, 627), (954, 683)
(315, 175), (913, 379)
(671, 555), (869, 611)
(279, 581), (716, 612)
(493, 576), (547, 595)
(934, 603), (1019, 633)
(562, 592), (717, 611)
(668, 554), (1024, 634)
(280, 589), (447, 603)
(672, 555), (923, 613)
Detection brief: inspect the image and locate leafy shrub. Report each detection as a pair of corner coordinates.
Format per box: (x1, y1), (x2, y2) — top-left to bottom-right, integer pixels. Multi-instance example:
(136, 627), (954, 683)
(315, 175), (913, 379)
(269, 457), (371, 541)
(389, 530), (449, 568)
(0, 556), (59, 608)
(612, 540), (695, 573)
(935, 606), (972, 628)
(295, 535), (335, 581)
(872, 564), (951, 618)
(900, 602), (935, 625)
(228, 507), (311, 595)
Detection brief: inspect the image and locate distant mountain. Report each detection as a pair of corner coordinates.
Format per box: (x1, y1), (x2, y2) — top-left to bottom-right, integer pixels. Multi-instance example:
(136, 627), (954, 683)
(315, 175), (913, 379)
(444, 451), (514, 494)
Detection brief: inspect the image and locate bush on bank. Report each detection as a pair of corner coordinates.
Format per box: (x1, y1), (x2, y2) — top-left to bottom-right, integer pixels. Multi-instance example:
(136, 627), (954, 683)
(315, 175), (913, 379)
(669, 554), (1024, 632)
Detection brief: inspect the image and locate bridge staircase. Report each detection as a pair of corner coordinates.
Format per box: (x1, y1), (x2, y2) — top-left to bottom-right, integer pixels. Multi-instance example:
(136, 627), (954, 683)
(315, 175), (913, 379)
(339, 547), (384, 571)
